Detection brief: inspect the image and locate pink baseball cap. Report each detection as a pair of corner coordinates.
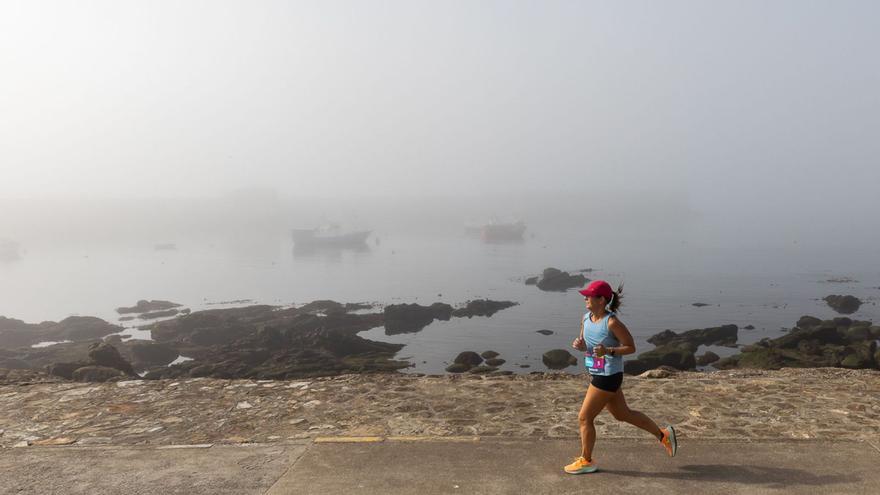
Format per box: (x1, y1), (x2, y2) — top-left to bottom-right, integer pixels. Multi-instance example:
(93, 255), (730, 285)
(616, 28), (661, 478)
(579, 280), (613, 299)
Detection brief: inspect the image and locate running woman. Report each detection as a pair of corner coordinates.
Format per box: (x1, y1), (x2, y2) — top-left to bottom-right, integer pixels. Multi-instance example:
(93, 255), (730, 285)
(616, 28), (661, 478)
(564, 280), (677, 474)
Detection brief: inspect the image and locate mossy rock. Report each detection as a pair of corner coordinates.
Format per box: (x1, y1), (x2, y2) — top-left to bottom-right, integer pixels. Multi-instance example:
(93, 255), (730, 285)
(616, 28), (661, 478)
(636, 345), (696, 371)
(453, 352), (483, 366)
(445, 363), (471, 373)
(485, 358), (506, 366)
(542, 349), (578, 369)
(481, 350), (500, 359)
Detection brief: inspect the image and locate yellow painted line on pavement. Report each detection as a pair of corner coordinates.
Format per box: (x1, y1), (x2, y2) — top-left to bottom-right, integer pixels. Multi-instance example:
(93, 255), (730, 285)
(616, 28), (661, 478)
(386, 436), (480, 443)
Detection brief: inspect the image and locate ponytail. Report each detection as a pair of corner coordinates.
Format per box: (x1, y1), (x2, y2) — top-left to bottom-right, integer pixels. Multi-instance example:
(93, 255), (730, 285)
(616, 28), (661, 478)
(607, 282), (624, 313)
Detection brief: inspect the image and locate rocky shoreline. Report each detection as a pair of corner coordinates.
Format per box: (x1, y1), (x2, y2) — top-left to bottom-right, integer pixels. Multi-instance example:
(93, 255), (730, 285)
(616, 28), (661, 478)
(2, 294), (878, 383)
(1, 368), (878, 448)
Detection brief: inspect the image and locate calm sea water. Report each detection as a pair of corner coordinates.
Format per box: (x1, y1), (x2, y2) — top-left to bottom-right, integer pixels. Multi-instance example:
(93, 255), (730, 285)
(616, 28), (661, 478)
(1, 228), (878, 374)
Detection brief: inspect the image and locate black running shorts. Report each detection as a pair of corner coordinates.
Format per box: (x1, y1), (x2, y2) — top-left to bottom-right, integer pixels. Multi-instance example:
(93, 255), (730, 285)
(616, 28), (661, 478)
(589, 372), (623, 393)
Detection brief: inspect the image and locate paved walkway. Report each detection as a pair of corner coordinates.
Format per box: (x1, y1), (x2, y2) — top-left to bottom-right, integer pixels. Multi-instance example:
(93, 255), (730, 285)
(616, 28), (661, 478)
(2, 438), (879, 494)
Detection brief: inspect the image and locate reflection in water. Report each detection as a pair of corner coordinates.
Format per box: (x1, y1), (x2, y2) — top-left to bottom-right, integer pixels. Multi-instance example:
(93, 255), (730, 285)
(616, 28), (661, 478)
(292, 243), (371, 260)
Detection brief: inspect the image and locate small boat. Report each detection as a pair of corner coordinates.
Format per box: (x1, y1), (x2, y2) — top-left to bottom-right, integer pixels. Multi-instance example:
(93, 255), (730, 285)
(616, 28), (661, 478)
(480, 220), (526, 242)
(291, 227), (371, 248)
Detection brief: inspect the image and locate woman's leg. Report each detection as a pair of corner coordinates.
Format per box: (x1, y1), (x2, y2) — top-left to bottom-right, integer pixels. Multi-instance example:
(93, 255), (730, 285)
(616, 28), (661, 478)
(578, 385), (616, 460)
(604, 388), (663, 439)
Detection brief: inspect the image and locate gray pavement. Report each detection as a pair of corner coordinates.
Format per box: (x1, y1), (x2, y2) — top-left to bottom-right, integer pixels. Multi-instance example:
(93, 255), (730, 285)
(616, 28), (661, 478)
(2, 438), (878, 495)
(0, 443), (308, 495)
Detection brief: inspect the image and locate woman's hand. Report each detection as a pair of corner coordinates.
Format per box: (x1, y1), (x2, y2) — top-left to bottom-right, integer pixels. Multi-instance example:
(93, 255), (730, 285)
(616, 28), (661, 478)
(594, 344), (606, 357)
(571, 336), (587, 352)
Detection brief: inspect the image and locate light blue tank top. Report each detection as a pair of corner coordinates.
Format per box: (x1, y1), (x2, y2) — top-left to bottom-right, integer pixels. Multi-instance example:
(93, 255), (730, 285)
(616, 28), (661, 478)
(582, 312), (623, 376)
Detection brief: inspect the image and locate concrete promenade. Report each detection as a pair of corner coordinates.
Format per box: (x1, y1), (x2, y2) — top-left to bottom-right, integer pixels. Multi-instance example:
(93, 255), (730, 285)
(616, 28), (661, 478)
(2, 437), (879, 494)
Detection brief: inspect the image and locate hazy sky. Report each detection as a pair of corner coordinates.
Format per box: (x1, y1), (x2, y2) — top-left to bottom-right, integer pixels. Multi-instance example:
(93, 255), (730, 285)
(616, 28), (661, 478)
(1, 1), (878, 207)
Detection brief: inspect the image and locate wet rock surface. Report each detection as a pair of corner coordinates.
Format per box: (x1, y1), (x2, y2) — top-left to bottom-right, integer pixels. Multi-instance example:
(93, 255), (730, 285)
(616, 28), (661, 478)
(451, 300), (518, 318)
(823, 295), (862, 314)
(532, 268), (588, 292)
(696, 351), (720, 366)
(715, 316), (879, 370)
(383, 303), (453, 334)
(116, 300), (182, 314)
(2, 300), (519, 382)
(383, 299), (517, 334)
(624, 324), (738, 374)
(1, 368), (877, 447)
(0, 316), (121, 348)
(542, 349), (577, 369)
(647, 324), (738, 350)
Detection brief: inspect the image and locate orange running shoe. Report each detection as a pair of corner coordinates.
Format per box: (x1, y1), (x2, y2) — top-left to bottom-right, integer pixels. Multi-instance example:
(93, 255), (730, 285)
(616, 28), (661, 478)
(659, 425), (677, 457)
(564, 456), (598, 474)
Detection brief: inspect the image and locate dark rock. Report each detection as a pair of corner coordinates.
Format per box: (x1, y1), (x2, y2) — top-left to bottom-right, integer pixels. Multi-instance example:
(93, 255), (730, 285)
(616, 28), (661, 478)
(116, 300), (182, 314)
(535, 268), (588, 292)
(189, 325), (250, 346)
(384, 303), (453, 334)
(542, 349), (577, 369)
(299, 300), (346, 315)
(647, 330), (676, 346)
(624, 359), (650, 375)
(692, 303), (710, 307)
(0, 357), (32, 370)
(481, 350), (499, 359)
(57, 317), (123, 341)
(744, 325), (756, 330)
(845, 326), (871, 343)
(869, 326), (880, 339)
(536, 329), (554, 336)
(451, 300), (518, 318)
(823, 295), (862, 315)
(71, 365), (125, 382)
(129, 341), (179, 369)
(631, 345), (696, 372)
(138, 309), (180, 320)
(696, 351), (720, 366)
(445, 363), (470, 373)
(771, 324), (846, 349)
(833, 317), (853, 327)
(796, 316), (822, 329)
(344, 302), (374, 312)
(468, 365), (497, 374)
(1, 316), (124, 349)
(524, 276), (538, 285)
(87, 342), (136, 376)
(119, 316), (136, 322)
(255, 326), (285, 348)
(647, 324), (738, 350)
(98, 303), (408, 380)
(46, 362), (89, 380)
(485, 358), (506, 366)
(454, 352), (483, 366)
(840, 342), (877, 369)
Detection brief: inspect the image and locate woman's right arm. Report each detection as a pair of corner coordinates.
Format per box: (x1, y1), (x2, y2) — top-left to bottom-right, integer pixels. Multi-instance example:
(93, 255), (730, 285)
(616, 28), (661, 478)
(571, 320), (587, 351)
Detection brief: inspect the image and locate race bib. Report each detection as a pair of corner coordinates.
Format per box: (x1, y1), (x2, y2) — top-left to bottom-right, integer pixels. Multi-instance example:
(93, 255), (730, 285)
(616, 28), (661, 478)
(584, 353), (607, 374)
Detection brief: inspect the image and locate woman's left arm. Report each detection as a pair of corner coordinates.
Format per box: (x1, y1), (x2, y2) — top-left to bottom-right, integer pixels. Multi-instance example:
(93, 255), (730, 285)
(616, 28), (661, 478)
(607, 317), (636, 356)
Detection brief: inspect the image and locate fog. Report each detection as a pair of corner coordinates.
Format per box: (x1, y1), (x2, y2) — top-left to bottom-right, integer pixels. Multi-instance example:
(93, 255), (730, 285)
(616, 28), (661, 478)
(1, 0), (879, 250)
